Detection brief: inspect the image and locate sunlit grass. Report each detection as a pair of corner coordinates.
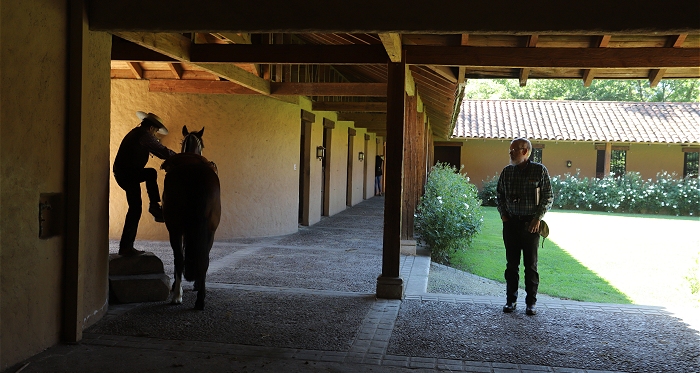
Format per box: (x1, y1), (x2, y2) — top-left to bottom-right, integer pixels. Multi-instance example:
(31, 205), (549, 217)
(450, 207), (700, 307)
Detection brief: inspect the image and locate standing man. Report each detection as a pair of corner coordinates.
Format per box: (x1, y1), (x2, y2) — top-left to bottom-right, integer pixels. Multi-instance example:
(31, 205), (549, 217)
(113, 111), (176, 256)
(374, 155), (384, 196)
(496, 138), (553, 315)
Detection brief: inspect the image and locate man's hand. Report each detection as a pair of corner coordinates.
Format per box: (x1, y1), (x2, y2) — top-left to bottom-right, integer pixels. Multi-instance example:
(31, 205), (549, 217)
(528, 219), (541, 234)
(501, 214), (509, 222)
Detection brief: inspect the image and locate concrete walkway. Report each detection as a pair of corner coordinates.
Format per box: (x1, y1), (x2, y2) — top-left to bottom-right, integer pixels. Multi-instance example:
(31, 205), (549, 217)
(6, 197), (699, 373)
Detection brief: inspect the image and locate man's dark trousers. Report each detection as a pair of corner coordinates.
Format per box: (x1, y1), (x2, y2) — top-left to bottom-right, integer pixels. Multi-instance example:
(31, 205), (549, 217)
(115, 168), (161, 250)
(503, 217), (540, 306)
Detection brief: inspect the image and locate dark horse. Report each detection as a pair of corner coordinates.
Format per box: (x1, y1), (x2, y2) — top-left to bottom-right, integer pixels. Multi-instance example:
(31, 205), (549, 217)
(161, 126), (221, 310)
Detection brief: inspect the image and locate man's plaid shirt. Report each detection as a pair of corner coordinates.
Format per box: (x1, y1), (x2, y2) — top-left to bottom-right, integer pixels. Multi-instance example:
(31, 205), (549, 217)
(496, 161), (553, 220)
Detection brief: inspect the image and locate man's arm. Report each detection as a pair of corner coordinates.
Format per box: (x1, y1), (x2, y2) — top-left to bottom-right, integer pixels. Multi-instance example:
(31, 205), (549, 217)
(535, 165), (554, 220)
(140, 133), (176, 160)
(496, 169), (509, 221)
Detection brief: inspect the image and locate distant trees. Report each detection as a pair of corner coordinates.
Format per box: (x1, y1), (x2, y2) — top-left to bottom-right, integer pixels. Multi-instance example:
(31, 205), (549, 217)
(463, 79), (700, 102)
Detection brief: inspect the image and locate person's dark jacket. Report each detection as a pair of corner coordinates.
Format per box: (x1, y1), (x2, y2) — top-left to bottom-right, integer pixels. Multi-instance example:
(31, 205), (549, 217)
(113, 126), (175, 176)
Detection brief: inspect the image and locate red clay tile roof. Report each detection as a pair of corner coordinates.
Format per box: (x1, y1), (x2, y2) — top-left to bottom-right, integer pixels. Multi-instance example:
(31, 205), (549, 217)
(453, 100), (700, 144)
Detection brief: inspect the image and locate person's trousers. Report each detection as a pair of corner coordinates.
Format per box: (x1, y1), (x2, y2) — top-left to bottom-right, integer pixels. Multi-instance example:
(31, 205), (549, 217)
(374, 175), (382, 195)
(503, 217), (540, 306)
(114, 168), (161, 250)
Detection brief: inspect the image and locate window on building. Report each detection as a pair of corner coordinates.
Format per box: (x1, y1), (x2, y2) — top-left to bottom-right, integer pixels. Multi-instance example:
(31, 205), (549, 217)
(684, 151), (699, 178)
(596, 148), (627, 178)
(529, 148), (542, 163)
(610, 150), (626, 177)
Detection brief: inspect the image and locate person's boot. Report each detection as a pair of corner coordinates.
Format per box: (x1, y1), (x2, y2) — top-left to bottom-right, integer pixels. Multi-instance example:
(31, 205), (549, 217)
(149, 203), (165, 223)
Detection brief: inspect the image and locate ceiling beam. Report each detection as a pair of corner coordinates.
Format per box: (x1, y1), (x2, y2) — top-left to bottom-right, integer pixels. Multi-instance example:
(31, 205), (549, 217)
(126, 62), (143, 79)
(190, 44), (389, 64)
(167, 63), (183, 79)
(338, 113), (387, 123)
(583, 35), (611, 87)
(89, 0), (700, 34)
(270, 83), (387, 96)
(458, 34), (469, 84)
(113, 32), (271, 95)
(378, 33), (402, 63)
(404, 46), (700, 68)
(149, 80), (387, 96)
(519, 35), (538, 87)
(149, 80), (259, 94)
(312, 102), (387, 112)
(649, 34), (688, 87)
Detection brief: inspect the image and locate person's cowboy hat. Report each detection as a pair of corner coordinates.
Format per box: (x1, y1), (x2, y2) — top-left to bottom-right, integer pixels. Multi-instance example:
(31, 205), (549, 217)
(136, 111), (169, 135)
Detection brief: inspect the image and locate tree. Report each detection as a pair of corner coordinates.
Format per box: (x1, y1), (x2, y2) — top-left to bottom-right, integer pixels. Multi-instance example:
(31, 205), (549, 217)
(463, 79), (700, 102)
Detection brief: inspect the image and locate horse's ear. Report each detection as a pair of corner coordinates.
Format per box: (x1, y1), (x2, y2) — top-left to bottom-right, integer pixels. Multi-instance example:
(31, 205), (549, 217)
(196, 128), (205, 138)
(182, 125), (188, 136)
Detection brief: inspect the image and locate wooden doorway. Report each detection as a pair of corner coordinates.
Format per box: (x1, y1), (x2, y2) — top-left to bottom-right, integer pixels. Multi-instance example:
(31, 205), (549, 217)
(298, 110), (315, 225)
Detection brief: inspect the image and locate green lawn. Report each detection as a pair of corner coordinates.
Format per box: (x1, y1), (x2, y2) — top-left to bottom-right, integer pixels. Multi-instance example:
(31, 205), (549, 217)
(450, 206), (700, 307)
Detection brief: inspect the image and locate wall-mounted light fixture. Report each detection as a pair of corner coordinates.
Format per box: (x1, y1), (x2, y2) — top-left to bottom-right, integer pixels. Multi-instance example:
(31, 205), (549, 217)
(358, 152), (365, 161)
(566, 160), (572, 168)
(316, 146), (325, 161)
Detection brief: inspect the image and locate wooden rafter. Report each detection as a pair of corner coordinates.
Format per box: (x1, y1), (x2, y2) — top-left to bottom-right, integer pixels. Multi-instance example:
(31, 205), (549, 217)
(312, 101), (387, 112)
(583, 35), (611, 87)
(113, 32), (271, 95)
(190, 43), (389, 64)
(458, 34), (469, 84)
(167, 63), (183, 79)
(378, 33), (402, 63)
(126, 62), (143, 79)
(149, 80), (388, 96)
(519, 34), (538, 87)
(404, 46), (700, 68)
(649, 34), (688, 87)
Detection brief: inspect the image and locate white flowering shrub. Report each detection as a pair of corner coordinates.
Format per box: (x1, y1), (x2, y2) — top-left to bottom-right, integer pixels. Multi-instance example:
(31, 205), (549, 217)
(547, 171), (699, 216)
(415, 162), (484, 264)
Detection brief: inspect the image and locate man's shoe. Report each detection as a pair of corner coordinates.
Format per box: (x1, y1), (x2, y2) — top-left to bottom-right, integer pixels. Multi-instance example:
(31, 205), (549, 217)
(526, 304), (537, 315)
(502, 303), (516, 313)
(149, 204), (165, 223)
(118, 247), (145, 256)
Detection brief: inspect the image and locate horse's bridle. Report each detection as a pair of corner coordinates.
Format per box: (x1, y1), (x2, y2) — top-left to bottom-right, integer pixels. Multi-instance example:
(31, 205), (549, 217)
(181, 133), (203, 155)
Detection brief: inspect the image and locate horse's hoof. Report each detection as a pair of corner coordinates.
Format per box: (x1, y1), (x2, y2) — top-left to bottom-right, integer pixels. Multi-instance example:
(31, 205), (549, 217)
(194, 301), (204, 310)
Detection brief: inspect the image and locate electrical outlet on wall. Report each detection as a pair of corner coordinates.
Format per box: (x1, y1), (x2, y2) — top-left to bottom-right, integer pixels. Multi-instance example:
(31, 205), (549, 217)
(294, 164), (297, 170)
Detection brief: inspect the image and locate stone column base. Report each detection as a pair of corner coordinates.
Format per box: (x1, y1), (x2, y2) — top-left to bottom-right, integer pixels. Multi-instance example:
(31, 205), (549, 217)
(376, 276), (404, 299)
(400, 239), (416, 256)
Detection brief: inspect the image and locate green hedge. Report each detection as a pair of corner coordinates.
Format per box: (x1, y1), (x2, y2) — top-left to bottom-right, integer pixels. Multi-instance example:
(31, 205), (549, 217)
(479, 171), (699, 216)
(415, 162), (484, 264)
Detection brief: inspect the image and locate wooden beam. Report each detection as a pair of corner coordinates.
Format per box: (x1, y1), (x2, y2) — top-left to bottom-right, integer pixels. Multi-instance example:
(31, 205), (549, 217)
(270, 82), (386, 96)
(582, 35), (611, 87)
(167, 63), (183, 79)
(519, 35), (538, 86)
(312, 101), (387, 112)
(89, 0), (700, 35)
(379, 33), (402, 63)
(458, 34), (469, 84)
(649, 34), (688, 87)
(425, 65), (457, 83)
(126, 61), (143, 79)
(190, 44), (389, 64)
(338, 113), (387, 123)
(111, 36), (176, 62)
(149, 80), (259, 94)
(113, 32), (271, 95)
(404, 46), (700, 68)
(214, 32), (252, 45)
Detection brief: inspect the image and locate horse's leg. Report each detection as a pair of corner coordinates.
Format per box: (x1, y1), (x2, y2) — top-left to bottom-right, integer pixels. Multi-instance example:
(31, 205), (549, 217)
(194, 232), (214, 310)
(170, 232), (184, 305)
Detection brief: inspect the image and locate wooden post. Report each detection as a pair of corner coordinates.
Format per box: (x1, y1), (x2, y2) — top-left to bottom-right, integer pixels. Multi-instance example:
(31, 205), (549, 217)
(377, 56), (405, 300)
(401, 95), (418, 240)
(604, 142), (612, 176)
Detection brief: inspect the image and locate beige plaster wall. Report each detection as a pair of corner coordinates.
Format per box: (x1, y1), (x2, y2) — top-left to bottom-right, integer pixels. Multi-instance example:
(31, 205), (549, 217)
(1, 1), (68, 367)
(79, 30), (112, 331)
(1, 1), (110, 368)
(111, 80), (310, 239)
(460, 139), (690, 190)
(627, 143), (685, 179)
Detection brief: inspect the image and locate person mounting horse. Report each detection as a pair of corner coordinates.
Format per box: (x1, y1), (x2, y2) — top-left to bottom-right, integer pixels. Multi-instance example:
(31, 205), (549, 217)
(161, 126), (221, 310)
(113, 111), (176, 257)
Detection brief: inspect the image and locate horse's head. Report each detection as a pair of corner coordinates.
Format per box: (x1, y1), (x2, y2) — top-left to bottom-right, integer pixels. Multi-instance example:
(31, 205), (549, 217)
(181, 125), (205, 155)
